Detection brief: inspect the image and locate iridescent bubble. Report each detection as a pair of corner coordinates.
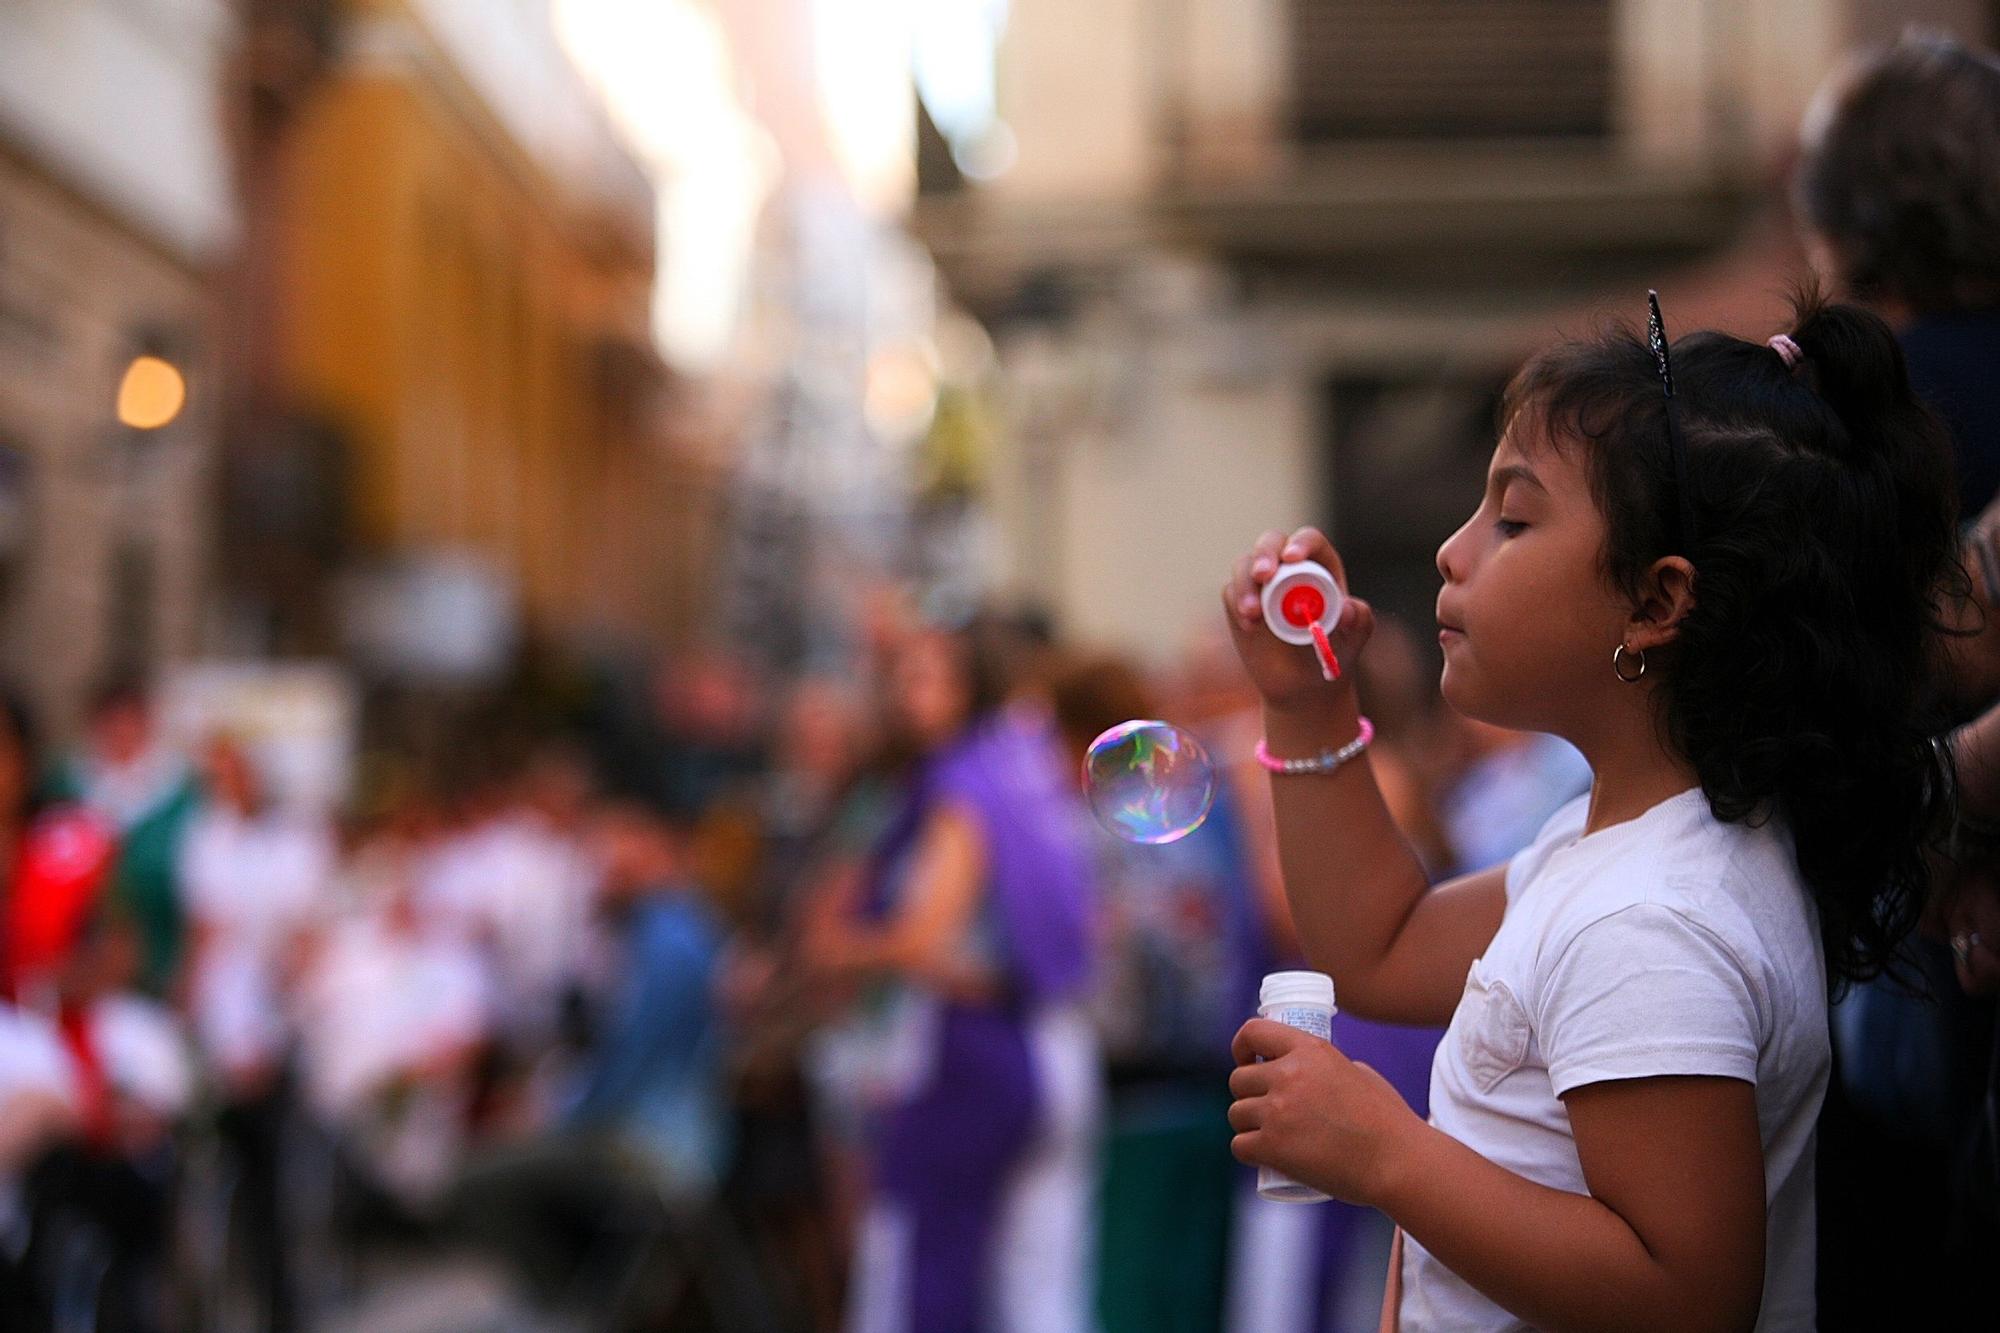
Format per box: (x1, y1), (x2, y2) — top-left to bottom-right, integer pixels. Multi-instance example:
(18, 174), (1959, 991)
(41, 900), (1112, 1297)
(1083, 720), (1216, 845)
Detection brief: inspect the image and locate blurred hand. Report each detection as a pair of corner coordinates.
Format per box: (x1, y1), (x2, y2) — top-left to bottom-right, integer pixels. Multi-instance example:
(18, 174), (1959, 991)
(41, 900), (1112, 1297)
(1944, 498), (2000, 703)
(1946, 872), (2000, 996)
(1221, 528), (1375, 717)
(1968, 495), (2000, 609)
(0, 1090), (77, 1172)
(1227, 1017), (1420, 1207)
(717, 943), (780, 1021)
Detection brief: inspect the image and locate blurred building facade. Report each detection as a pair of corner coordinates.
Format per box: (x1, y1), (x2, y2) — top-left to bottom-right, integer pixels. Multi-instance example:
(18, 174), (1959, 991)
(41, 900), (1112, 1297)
(0, 0), (239, 733)
(683, 0), (949, 674)
(244, 0), (677, 676)
(923, 0), (2000, 655)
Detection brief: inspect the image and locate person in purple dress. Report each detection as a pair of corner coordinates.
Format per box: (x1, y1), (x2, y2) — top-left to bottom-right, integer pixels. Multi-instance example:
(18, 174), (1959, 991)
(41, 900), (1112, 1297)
(808, 618), (1098, 1333)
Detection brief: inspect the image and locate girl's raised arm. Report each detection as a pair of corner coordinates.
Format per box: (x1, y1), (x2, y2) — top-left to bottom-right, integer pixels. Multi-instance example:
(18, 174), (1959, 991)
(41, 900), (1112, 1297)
(1225, 527), (1505, 1025)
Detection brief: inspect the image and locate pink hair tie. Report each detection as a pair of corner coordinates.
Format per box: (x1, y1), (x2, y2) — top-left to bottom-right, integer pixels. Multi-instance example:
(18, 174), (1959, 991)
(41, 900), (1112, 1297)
(1768, 334), (1804, 369)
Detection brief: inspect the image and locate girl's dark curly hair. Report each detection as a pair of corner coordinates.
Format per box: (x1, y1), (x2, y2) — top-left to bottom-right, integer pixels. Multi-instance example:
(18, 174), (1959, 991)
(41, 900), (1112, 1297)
(1507, 294), (1963, 989)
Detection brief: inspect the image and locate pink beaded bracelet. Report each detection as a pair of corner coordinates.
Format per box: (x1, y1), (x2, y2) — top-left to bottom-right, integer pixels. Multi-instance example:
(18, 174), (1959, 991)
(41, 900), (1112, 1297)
(1254, 717), (1375, 776)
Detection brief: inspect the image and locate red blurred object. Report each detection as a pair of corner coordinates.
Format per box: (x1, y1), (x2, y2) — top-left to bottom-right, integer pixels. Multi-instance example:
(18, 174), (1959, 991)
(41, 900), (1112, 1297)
(2, 806), (116, 998)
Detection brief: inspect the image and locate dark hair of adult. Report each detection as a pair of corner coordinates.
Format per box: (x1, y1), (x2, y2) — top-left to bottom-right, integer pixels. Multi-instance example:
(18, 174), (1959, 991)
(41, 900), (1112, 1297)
(1505, 293), (1963, 988)
(1795, 31), (2000, 316)
(1049, 652), (1155, 764)
(0, 686), (44, 821)
(948, 611), (1023, 727)
(86, 672), (149, 721)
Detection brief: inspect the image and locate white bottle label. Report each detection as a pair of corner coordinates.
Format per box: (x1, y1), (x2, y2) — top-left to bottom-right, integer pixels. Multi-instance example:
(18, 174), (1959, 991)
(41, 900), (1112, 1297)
(1266, 1004), (1332, 1042)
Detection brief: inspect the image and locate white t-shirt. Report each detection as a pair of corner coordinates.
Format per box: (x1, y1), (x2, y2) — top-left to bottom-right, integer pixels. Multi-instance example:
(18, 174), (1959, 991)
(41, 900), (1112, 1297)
(0, 1006), (78, 1111)
(418, 816), (594, 1038)
(298, 913), (489, 1121)
(90, 995), (194, 1119)
(1401, 790), (1829, 1332)
(179, 807), (335, 1071)
(181, 807), (334, 955)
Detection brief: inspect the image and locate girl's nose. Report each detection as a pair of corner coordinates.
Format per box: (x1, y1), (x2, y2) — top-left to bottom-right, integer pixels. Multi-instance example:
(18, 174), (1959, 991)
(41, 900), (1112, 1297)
(1436, 519), (1471, 585)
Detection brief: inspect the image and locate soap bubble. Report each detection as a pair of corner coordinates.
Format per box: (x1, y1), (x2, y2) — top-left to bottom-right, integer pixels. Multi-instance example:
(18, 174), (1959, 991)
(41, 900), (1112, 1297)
(1083, 720), (1216, 845)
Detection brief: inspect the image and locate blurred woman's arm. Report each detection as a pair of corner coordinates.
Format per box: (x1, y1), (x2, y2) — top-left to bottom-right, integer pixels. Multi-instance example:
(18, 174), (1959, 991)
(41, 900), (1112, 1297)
(808, 805), (997, 999)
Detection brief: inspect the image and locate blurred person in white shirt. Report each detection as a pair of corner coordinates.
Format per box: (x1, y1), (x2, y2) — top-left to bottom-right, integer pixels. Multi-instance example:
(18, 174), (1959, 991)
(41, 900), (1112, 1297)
(418, 747), (597, 1058)
(0, 1002), (78, 1324)
(297, 813), (489, 1213)
(177, 735), (333, 1328)
(179, 736), (334, 1093)
(13, 911), (194, 1332)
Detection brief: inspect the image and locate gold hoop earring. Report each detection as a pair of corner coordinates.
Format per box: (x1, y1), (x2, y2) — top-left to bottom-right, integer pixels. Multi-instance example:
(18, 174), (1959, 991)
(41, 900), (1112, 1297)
(1613, 644), (1647, 683)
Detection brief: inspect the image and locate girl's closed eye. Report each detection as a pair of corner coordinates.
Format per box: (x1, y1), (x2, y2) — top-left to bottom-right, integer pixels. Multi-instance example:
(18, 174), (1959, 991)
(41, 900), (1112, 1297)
(1495, 516), (1528, 538)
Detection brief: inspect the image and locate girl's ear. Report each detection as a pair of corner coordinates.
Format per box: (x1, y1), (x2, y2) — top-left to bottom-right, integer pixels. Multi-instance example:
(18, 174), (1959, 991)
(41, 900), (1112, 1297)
(1625, 556), (1698, 651)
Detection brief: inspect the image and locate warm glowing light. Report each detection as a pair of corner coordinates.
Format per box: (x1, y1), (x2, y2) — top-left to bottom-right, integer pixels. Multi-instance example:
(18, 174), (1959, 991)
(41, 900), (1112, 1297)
(865, 342), (941, 439)
(117, 356), (186, 430)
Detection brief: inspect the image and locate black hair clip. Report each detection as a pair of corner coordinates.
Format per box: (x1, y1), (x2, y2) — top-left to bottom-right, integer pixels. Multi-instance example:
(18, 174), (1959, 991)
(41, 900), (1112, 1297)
(1647, 290), (1697, 554)
(1646, 289), (1675, 400)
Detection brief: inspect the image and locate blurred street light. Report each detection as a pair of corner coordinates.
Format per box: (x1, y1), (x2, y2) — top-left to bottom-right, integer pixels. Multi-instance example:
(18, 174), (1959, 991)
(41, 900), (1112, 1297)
(116, 354), (188, 431)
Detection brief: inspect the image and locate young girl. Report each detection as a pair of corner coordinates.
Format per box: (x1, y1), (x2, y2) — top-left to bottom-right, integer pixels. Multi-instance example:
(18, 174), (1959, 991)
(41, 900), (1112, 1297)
(1221, 296), (1960, 1330)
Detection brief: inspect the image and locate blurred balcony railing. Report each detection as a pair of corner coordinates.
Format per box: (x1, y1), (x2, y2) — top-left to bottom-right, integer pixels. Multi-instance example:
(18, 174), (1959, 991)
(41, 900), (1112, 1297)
(1291, 0), (1613, 143)
(917, 0), (1757, 312)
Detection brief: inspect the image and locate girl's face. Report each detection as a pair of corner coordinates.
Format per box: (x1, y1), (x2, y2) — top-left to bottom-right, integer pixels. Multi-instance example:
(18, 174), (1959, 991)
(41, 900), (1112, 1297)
(1434, 421), (1631, 736)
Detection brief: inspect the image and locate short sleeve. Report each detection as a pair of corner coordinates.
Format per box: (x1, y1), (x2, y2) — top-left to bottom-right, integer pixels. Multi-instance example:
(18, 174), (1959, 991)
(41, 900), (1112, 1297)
(1534, 903), (1762, 1096)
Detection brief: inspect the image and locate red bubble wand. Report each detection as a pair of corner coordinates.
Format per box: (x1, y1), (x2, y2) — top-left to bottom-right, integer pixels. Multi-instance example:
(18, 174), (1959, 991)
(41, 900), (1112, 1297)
(1277, 580), (1341, 682)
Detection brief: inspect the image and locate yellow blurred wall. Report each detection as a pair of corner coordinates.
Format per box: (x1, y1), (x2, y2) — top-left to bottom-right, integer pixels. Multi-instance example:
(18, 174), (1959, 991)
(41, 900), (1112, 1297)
(278, 0), (660, 638)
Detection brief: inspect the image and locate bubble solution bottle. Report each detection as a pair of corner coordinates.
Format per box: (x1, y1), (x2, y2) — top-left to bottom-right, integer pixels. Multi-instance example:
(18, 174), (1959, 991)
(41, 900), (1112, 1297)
(1260, 560), (1345, 680)
(1255, 970), (1338, 1203)
(1259, 561), (1343, 647)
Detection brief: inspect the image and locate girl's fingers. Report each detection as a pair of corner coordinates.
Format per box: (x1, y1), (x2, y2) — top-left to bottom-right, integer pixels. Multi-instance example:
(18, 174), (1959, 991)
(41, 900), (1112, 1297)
(1228, 1062), (1271, 1099)
(1281, 526), (1320, 561)
(1227, 1098), (1263, 1133)
(1251, 529), (1289, 582)
(1338, 597), (1374, 641)
(1232, 1017), (1303, 1065)
(1282, 527), (1344, 585)
(1227, 554), (1260, 624)
(1229, 1130), (1266, 1167)
(1953, 922), (2000, 996)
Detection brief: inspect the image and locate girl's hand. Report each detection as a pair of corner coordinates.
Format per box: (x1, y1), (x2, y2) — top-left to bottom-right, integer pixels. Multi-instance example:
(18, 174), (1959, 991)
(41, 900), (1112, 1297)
(1227, 1017), (1422, 1208)
(1945, 870), (2000, 996)
(1221, 527), (1375, 717)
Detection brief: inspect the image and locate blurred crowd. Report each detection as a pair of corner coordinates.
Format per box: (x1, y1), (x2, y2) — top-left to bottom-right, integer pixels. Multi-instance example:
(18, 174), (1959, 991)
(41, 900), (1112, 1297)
(0, 593), (1587, 1332)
